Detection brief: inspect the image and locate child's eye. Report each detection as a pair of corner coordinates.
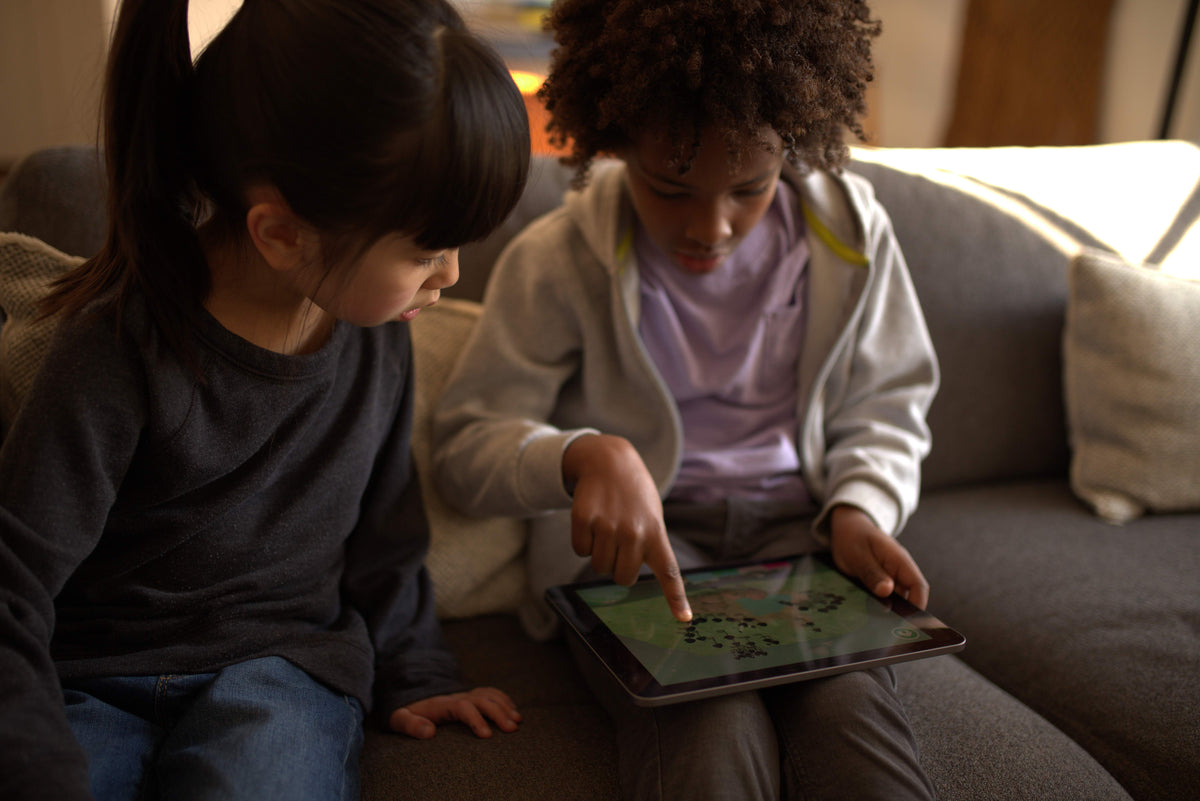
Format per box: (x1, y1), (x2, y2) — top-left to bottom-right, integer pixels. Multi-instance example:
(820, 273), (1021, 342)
(651, 187), (689, 200)
(417, 252), (448, 268)
(735, 184), (770, 198)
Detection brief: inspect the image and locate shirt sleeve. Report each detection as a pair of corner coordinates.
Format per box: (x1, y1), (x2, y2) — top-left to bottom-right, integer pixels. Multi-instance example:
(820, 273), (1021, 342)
(341, 335), (467, 720)
(0, 313), (145, 800)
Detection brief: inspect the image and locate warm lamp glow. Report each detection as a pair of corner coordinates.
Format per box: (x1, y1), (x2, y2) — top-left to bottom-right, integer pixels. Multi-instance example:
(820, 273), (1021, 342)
(509, 69), (545, 96)
(508, 69), (568, 156)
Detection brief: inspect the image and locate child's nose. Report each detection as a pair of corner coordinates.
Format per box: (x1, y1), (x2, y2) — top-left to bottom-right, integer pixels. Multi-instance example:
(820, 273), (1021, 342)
(685, 200), (733, 248)
(426, 249), (460, 290)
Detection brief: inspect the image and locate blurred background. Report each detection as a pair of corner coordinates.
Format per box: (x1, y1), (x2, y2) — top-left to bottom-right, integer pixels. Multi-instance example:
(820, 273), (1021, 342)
(2, 0), (1199, 171)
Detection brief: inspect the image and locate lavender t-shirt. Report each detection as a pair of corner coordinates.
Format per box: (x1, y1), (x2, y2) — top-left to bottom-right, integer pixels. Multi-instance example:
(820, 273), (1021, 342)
(636, 182), (811, 505)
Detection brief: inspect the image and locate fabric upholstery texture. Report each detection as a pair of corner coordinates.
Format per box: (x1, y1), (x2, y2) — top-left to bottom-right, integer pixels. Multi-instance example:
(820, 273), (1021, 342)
(852, 141), (1200, 496)
(455, 157), (578, 304)
(0, 147), (107, 260)
(363, 614), (1134, 801)
(0, 233), (81, 434)
(411, 300), (528, 618)
(848, 159), (1075, 491)
(901, 479), (1200, 801)
(883, 657), (1131, 801)
(1064, 249), (1200, 522)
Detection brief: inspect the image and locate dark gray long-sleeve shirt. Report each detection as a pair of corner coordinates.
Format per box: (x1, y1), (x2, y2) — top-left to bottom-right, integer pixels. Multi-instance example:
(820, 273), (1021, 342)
(0, 293), (463, 800)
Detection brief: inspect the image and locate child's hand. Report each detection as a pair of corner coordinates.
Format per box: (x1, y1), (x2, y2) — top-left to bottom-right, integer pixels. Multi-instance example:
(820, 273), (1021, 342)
(389, 687), (521, 740)
(563, 434), (692, 622)
(829, 505), (930, 610)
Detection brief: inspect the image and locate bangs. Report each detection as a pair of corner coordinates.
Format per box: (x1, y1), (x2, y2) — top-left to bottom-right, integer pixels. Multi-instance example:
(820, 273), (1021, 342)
(388, 29), (531, 251)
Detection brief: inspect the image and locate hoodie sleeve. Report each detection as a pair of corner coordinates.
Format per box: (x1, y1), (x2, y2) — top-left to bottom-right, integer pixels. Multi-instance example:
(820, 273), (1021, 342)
(432, 210), (601, 518)
(811, 179), (940, 538)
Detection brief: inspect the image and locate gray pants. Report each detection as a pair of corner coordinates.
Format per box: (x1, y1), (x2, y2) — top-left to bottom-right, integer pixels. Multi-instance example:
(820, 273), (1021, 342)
(570, 498), (937, 801)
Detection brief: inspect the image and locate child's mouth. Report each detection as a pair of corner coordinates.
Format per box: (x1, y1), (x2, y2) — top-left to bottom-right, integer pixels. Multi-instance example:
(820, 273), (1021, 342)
(400, 295), (440, 322)
(677, 252), (723, 274)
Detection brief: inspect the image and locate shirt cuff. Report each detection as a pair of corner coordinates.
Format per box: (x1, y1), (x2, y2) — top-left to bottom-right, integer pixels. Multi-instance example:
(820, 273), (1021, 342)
(814, 479), (902, 539)
(515, 428), (601, 510)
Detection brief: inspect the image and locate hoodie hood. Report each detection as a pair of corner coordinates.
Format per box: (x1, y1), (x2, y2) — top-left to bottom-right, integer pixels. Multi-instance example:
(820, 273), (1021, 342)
(563, 159), (870, 277)
(563, 159), (634, 276)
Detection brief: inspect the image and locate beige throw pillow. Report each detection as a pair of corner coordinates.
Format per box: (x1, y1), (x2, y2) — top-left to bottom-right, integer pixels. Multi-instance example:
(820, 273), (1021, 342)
(1064, 249), (1200, 523)
(0, 233), (84, 434)
(409, 299), (528, 618)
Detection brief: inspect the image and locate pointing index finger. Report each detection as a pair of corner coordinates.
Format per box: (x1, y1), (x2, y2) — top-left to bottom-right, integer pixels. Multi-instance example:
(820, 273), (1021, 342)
(648, 546), (691, 622)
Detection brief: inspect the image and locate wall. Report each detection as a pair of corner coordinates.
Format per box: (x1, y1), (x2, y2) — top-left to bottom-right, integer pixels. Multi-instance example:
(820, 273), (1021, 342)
(1103, 0), (1200, 142)
(869, 0), (967, 147)
(2, 0), (1199, 168)
(0, 0), (109, 167)
(0, 0), (240, 170)
(869, 0), (1200, 146)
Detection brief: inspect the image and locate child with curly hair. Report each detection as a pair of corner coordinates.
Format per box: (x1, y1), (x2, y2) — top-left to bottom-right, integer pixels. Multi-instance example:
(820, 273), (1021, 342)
(434, 1), (938, 798)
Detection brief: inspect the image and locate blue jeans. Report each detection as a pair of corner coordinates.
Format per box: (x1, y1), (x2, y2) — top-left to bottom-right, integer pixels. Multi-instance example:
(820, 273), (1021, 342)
(62, 656), (364, 801)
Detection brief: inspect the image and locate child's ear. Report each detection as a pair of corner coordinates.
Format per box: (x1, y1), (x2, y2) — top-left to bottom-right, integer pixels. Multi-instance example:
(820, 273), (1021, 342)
(244, 187), (317, 272)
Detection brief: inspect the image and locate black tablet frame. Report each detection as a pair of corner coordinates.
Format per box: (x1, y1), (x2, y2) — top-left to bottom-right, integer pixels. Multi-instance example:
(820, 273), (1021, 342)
(546, 553), (966, 706)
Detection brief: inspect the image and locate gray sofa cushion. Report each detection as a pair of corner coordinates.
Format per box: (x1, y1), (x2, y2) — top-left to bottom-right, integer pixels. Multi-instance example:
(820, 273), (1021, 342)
(901, 479), (1200, 801)
(361, 613), (622, 801)
(0, 147), (107, 260)
(849, 160), (1076, 492)
(896, 656), (1130, 801)
(455, 157), (576, 304)
(364, 614), (1132, 801)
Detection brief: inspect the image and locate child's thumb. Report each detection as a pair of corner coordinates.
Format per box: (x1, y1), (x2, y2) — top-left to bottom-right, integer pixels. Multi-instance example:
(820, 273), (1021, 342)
(390, 707), (437, 739)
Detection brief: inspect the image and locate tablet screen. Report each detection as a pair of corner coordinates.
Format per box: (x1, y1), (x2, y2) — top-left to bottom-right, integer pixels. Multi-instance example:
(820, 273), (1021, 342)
(576, 556), (932, 687)
(548, 553), (964, 705)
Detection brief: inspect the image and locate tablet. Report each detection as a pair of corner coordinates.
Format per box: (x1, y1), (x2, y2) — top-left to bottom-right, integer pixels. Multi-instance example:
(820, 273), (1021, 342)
(546, 553), (965, 706)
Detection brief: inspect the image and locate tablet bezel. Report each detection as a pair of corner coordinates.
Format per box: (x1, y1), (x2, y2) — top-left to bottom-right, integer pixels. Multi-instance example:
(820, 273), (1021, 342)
(546, 552), (966, 707)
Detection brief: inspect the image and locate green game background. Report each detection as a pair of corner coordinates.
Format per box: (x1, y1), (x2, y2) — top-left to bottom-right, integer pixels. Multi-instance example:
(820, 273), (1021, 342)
(576, 558), (930, 686)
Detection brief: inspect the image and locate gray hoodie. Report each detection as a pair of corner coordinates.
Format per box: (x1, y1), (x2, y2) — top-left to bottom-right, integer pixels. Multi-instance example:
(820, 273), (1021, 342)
(433, 161), (938, 639)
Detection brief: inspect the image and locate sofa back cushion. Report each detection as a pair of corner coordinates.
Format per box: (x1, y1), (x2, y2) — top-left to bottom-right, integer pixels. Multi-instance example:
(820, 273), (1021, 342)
(853, 143), (1200, 492)
(0, 147), (107, 260)
(454, 157), (576, 303)
(850, 159), (1076, 491)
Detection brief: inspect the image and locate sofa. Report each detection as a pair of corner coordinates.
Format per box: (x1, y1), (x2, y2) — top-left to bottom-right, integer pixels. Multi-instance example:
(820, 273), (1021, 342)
(1, 142), (1197, 801)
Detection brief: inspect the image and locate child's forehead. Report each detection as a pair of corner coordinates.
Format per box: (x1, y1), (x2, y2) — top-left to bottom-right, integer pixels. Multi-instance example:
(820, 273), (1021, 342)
(630, 125), (784, 179)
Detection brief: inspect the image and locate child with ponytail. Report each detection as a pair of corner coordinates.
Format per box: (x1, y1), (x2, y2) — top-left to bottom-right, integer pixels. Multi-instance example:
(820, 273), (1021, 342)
(0, 1), (530, 798)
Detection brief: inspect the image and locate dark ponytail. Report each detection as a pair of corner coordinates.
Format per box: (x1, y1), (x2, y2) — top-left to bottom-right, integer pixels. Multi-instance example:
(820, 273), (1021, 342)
(42, 0), (530, 370)
(42, 0), (208, 368)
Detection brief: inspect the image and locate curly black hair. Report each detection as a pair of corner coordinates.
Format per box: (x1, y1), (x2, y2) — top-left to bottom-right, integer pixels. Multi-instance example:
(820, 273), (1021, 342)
(538, 0), (880, 183)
